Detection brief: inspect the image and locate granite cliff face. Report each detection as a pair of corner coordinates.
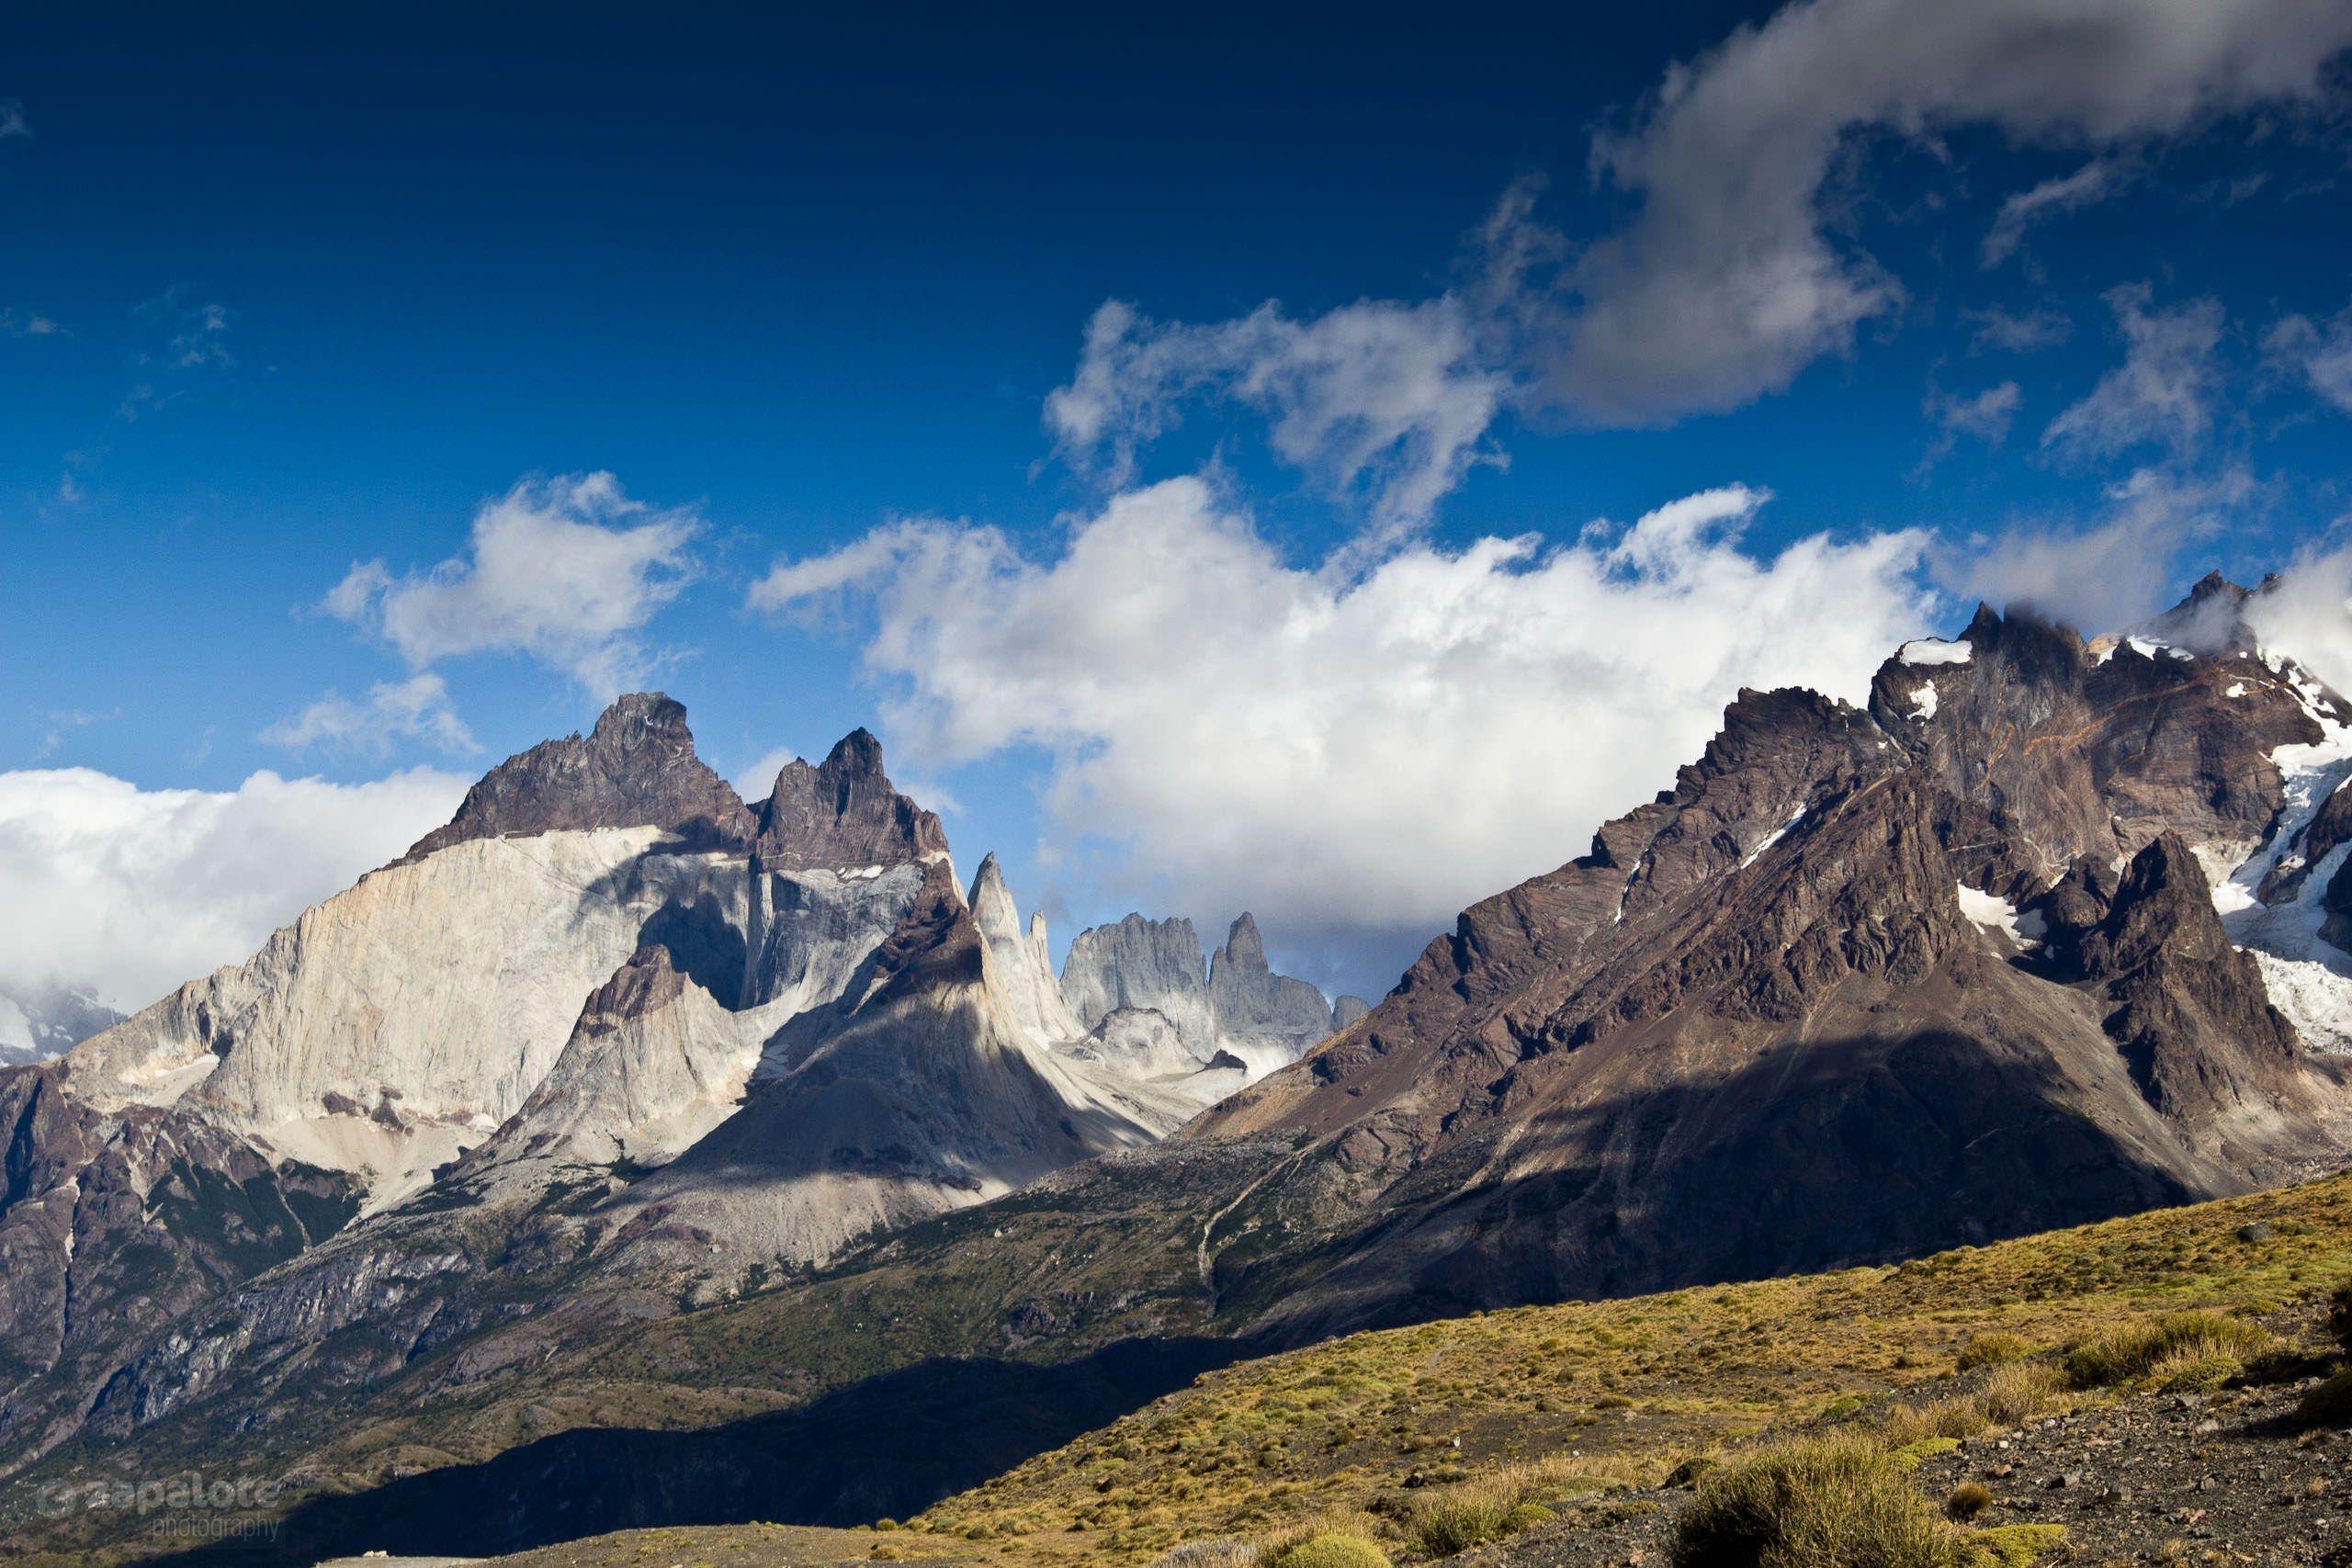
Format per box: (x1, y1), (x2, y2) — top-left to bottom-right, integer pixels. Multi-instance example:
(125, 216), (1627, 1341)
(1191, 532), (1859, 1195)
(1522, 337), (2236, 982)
(0, 696), (1221, 1474)
(1058, 909), (1338, 1084)
(1061, 915), (1220, 1044)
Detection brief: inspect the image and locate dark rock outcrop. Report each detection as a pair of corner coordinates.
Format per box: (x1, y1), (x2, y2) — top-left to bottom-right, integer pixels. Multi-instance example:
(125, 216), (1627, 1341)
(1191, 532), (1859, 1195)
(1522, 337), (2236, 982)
(401, 694), (754, 863)
(752, 728), (949, 874)
(2076, 833), (2308, 1125)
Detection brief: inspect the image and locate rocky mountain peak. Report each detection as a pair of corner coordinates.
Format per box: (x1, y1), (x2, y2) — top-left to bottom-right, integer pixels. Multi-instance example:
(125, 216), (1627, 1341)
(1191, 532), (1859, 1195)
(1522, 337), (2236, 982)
(1207, 911), (1331, 1065)
(1216, 913), (1268, 975)
(2141, 571), (2259, 657)
(590, 692), (693, 746)
(401, 692), (753, 863)
(753, 728), (949, 874)
(2069, 831), (2310, 1127)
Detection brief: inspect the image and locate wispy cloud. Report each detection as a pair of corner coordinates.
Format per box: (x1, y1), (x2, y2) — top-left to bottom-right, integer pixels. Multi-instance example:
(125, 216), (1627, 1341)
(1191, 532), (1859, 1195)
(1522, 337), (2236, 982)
(0, 309), (61, 338)
(1938, 466), (2253, 633)
(1916, 379), (2023, 474)
(1982, 158), (2130, 267)
(261, 674), (479, 758)
(2042, 284), (2227, 462)
(119, 288), (236, 421)
(1966, 304), (2074, 355)
(30, 706), (119, 761)
(1539, 0), (2352, 424)
(1046, 291), (1510, 547)
(2265, 305), (2352, 416)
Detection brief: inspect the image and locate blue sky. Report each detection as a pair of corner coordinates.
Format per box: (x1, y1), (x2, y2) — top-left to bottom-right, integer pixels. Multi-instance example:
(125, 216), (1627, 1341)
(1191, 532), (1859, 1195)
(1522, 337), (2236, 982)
(9, 1), (2352, 1006)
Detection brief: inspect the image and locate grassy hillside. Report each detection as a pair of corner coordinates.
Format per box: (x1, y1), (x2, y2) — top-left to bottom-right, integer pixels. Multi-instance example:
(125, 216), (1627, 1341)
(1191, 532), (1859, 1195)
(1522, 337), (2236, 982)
(888, 1169), (2352, 1563)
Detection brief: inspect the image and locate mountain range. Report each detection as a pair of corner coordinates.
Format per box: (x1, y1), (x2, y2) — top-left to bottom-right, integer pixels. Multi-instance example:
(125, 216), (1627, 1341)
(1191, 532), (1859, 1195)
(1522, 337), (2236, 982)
(8, 574), (2352, 1563)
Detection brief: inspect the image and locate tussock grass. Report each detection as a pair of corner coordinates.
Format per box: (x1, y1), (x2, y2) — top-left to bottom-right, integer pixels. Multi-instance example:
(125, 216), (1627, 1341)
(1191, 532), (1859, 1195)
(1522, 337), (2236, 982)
(1671, 1433), (1955, 1568)
(1879, 1361), (2069, 1447)
(1399, 1456), (1586, 1554)
(1951, 1333), (2034, 1372)
(1149, 1542), (1259, 1568)
(1254, 1512), (1388, 1568)
(2061, 1311), (2269, 1390)
(2299, 1368), (2352, 1427)
(1943, 1481), (1992, 1522)
(1674, 1436), (2068, 1568)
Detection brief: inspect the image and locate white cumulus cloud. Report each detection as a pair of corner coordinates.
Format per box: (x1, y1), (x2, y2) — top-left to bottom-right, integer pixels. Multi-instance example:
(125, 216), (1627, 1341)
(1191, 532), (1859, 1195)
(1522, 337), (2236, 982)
(2246, 547), (2352, 696)
(0, 766), (470, 1014)
(325, 472), (701, 698)
(750, 476), (1935, 979)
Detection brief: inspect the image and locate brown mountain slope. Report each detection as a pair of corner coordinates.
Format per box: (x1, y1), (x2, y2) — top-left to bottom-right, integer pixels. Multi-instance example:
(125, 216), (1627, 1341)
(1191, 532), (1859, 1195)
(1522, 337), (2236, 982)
(1186, 599), (2352, 1333)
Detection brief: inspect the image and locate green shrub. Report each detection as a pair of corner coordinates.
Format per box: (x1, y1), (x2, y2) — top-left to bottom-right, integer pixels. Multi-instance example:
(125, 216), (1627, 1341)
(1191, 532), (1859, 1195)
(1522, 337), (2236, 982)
(2063, 1313), (2267, 1390)
(1958, 1523), (2065, 1566)
(1265, 1534), (1388, 1568)
(1671, 1433), (1955, 1568)
(1953, 1333), (2033, 1372)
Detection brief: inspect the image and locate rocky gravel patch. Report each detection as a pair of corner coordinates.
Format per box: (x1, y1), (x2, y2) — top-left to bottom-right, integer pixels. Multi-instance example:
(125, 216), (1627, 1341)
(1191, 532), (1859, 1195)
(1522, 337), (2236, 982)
(1912, 1377), (2352, 1565)
(1463, 1377), (2352, 1567)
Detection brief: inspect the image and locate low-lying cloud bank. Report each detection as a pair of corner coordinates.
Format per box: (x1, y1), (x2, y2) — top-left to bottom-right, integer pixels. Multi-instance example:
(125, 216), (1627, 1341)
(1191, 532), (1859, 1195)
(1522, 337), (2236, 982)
(0, 766), (469, 1016)
(753, 477), (1937, 977)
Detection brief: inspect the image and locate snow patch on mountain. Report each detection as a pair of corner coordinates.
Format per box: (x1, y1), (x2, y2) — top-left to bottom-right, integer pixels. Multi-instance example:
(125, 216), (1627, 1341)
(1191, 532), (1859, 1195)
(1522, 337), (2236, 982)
(1898, 637), (1973, 666)
(2212, 668), (2352, 1055)
(1957, 883), (2044, 951)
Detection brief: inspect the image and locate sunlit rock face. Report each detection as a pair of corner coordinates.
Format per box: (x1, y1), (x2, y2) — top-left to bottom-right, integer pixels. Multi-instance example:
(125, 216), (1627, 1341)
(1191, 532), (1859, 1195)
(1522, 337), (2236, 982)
(1060, 909), (1340, 1082)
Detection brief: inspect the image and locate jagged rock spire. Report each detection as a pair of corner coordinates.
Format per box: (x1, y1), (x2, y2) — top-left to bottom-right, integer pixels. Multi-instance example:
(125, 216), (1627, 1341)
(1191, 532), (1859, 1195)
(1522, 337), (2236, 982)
(753, 728), (949, 874)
